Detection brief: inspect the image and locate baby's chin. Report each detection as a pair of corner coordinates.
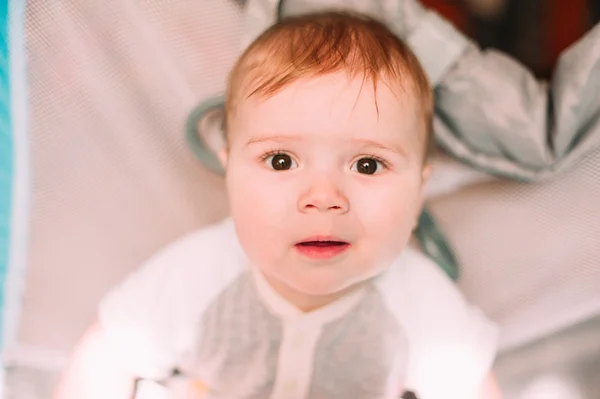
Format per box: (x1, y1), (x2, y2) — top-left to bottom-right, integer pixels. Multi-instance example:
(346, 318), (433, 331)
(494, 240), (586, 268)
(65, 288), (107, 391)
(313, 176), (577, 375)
(283, 270), (374, 299)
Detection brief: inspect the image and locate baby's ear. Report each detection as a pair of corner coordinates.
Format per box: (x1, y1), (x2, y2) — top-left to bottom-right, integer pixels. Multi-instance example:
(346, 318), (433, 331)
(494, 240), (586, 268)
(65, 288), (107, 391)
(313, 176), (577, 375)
(197, 107), (227, 157)
(421, 162), (432, 184)
(417, 162), (432, 204)
(413, 163), (432, 230)
(217, 148), (228, 168)
(187, 99), (228, 174)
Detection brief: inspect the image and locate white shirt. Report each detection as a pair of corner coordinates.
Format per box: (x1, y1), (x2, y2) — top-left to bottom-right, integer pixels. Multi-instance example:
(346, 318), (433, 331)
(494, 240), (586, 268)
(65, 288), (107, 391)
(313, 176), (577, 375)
(99, 217), (498, 399)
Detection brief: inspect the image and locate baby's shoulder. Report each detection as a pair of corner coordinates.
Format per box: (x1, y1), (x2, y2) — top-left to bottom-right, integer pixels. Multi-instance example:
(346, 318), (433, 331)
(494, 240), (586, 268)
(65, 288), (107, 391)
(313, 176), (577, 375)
(101, 217), (246, 322)
(151, 217), (246, 295)
(373, 245), (496, 343)
(159, 217), (245, 278)
(375, 245), (459, 306)
(97, 217), (248, 380)
(373, 247), (498, 396)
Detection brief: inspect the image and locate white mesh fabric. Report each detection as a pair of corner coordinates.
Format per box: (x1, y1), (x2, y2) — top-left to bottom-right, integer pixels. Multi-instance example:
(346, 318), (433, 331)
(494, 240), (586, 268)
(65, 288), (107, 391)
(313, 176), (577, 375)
(17, 0), (241, 360)
(429, 149), (600, 351)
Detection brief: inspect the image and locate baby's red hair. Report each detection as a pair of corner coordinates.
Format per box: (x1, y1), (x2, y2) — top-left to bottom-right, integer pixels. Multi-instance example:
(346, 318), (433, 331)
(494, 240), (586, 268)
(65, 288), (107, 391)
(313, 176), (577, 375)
(226, 11), (433, 154)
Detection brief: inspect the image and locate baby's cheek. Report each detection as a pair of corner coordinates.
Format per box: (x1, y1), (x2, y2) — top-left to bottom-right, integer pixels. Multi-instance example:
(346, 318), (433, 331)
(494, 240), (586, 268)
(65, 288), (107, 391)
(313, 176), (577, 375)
(229, 182), (282, 223)
(233, 215), (280, 268)
(368, 212), (414, 262)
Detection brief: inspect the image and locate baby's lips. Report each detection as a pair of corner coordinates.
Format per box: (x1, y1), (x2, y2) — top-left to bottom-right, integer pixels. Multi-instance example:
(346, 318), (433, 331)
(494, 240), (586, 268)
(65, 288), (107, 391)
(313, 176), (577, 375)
(296, 235), (349, 246)
(297, 241), (348, 246)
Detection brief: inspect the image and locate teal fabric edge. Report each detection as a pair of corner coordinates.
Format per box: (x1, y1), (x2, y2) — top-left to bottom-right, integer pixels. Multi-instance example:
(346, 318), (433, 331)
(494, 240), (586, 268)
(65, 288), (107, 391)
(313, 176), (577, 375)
(185, 96), (226, 175)
(414, 207), (459, 281)
(185, 97), (460, 281)
(0, 0), (13, 350)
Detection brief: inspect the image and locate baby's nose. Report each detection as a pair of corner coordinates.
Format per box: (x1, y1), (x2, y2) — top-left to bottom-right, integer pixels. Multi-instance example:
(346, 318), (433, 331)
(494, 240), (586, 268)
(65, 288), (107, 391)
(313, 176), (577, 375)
(298, 180), (349, 214)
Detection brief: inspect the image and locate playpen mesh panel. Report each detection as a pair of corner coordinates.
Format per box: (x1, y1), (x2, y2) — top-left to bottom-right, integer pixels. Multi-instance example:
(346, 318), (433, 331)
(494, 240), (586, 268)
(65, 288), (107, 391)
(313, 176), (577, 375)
(429, 149), (600, 350)
(18, 0), (241, 356)
(15, 0), (600, 366)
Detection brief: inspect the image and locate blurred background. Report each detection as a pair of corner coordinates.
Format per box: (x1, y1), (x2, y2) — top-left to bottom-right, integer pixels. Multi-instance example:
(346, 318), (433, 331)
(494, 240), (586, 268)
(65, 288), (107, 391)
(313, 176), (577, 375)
(423, 0), (600, 78)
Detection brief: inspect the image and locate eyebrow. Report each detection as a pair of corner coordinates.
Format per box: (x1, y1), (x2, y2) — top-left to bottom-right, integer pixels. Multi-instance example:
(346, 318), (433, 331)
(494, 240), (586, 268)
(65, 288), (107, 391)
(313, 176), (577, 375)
(246, 135), (407, 157)
(245, 135), (301, 147)
(353, 139), (407, 158)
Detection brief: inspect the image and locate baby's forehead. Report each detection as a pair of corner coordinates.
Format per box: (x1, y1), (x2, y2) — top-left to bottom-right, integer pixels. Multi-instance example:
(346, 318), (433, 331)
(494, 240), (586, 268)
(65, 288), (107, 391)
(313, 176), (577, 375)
(227, 73), (424, 155)
(235, 73), (418, 125)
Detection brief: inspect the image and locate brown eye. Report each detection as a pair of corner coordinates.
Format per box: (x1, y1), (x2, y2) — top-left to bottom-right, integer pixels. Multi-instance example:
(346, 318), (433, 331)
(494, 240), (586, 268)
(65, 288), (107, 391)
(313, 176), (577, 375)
(354, 158), (380, 175)
(268, 154), (295, 171)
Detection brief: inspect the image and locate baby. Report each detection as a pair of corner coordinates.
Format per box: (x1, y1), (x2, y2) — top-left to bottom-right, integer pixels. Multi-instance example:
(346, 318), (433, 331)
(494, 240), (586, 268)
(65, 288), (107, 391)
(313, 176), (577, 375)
(54, 11), (501, 399)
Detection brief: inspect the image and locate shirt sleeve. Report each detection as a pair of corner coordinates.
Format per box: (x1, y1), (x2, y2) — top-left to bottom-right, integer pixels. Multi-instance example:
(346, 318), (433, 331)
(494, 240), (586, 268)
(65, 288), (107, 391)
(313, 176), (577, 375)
(378, 247), (499, 399)
(98, 217), (244, 381)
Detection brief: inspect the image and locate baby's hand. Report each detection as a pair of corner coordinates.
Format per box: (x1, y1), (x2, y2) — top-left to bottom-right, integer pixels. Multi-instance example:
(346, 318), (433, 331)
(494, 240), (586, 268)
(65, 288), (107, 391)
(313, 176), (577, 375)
(166, 377), (207, 399)
(184, 380), (207, 399)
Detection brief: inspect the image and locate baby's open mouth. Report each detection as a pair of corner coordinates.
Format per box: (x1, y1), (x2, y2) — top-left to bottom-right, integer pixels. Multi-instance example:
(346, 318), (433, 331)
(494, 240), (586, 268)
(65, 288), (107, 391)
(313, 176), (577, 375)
(297, 241), (348, 247)
(295, 239), (350, 260)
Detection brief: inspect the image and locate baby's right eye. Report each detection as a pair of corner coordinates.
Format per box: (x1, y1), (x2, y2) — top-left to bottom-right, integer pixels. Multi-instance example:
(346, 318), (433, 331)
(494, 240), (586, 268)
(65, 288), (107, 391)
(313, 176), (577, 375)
(264, 153), (297, 171)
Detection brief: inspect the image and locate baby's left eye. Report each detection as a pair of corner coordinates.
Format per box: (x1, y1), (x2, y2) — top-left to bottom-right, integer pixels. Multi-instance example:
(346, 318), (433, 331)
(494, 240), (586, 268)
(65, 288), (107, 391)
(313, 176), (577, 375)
(351, 157), (385, 175)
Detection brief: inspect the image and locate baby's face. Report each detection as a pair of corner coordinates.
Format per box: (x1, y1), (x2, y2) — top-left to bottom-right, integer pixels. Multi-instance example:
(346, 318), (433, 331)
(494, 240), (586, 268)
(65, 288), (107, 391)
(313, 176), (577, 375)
(224, 72), (428, 307)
